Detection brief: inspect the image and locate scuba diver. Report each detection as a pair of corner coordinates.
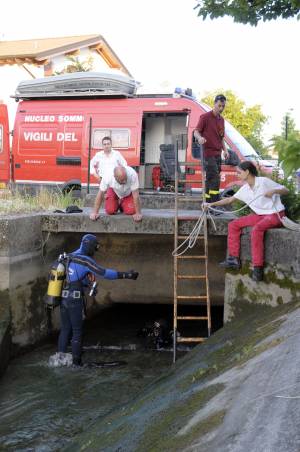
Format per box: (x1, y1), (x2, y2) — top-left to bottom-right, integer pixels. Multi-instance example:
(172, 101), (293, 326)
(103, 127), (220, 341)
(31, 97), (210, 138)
(49, 234), (138, 367)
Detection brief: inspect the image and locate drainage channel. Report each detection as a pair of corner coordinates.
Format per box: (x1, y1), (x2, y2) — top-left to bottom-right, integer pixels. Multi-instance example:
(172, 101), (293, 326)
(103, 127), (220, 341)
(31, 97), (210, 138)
(0, 303), (223, 451)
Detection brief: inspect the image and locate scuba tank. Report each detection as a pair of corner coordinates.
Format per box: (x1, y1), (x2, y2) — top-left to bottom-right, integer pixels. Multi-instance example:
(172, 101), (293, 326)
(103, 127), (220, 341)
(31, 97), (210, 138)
(44, 253), (67, 309)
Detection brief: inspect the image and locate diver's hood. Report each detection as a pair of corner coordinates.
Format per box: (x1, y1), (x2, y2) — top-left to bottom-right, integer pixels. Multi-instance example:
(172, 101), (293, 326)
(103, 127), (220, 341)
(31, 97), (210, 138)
(79, 234), (99, 256)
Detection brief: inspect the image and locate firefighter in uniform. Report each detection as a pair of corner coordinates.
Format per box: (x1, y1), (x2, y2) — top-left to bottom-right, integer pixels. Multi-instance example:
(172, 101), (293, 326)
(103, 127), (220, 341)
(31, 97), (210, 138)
(194, 94), (229, 203)
(56, 234), (138, 366)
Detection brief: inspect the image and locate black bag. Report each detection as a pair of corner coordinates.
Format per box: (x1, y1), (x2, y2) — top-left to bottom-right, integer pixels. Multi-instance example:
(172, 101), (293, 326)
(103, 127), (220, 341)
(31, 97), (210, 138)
(54, 205), (83, 214)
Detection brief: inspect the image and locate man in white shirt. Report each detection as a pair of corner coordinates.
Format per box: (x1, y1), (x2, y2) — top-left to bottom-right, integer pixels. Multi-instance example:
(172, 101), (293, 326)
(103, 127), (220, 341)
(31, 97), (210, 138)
(90, 136), (127, 182)
(90, 165), (142, 222)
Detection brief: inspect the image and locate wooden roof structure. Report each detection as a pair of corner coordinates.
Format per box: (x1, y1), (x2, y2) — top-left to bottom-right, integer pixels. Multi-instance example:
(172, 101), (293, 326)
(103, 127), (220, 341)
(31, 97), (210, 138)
(0, 34), (131, 76)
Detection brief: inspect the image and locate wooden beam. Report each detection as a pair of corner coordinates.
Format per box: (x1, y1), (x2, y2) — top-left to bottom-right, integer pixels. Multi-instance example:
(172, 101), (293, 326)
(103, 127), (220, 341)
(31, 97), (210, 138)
(89, 44), (103, 51)
(22, 64), (36, 79)
(95, 48), (120, 69)
(65, 49), (80, 56)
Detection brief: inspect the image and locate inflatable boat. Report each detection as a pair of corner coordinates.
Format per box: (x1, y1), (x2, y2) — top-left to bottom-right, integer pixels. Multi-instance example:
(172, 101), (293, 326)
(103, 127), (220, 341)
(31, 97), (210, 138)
(14, 72), (139, 98)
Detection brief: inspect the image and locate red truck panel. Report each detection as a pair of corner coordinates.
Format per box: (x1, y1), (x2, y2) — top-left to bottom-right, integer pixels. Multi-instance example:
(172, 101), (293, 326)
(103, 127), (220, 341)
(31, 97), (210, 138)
(0, 104), (10, 185)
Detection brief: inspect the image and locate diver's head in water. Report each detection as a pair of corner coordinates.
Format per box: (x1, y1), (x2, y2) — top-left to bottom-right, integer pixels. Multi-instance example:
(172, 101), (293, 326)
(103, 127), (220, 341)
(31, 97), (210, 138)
(80, 234), (100, 256)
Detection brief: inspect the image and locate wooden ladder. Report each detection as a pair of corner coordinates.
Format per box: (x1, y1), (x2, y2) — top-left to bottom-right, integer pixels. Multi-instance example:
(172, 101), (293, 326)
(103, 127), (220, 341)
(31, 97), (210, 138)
(173, 148), (211, 363)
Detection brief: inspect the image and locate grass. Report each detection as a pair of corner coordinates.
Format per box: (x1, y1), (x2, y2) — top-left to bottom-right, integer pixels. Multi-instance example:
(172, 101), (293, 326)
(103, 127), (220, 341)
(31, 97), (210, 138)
(0, 188), (83, 214)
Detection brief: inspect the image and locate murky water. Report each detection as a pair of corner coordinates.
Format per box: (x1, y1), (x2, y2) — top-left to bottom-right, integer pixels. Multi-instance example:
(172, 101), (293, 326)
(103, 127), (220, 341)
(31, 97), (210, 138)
(0, 304), (223, 451)
(0, 305), (176, 451)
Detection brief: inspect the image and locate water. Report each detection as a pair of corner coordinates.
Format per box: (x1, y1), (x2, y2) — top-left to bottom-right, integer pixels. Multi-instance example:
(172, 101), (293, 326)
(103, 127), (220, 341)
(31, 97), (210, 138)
(0, 305), (176, 451)
(0, 304), (223, 451)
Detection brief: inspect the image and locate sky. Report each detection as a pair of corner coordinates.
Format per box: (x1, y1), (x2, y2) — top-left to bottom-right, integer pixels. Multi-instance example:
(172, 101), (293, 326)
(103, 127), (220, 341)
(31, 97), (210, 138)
(0, 0), (299, 144)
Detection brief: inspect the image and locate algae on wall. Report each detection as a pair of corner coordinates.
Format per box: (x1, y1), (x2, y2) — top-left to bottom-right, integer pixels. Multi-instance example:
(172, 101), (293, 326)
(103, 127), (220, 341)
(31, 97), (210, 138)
(64, 300), (300, 452)
(224, 263), (300, 322)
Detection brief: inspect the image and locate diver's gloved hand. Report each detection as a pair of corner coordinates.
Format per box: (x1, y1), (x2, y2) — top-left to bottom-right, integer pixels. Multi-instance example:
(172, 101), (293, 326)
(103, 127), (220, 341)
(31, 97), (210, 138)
(118, 270), (139, 280)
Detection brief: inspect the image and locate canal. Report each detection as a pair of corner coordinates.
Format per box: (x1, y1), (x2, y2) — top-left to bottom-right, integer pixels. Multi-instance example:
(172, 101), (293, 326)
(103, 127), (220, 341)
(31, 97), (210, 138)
(0, 303), (223, 451)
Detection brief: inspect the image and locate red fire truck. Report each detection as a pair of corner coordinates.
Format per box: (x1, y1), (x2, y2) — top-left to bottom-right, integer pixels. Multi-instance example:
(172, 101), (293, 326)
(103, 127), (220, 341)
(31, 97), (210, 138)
(0, 74), (274, 193)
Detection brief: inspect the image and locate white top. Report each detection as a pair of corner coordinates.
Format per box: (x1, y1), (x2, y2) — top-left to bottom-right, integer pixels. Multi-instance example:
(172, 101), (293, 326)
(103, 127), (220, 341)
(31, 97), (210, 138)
(233, 176), (285, 215)
(90, 149), (127, 178)
(100, 166), (139, 199)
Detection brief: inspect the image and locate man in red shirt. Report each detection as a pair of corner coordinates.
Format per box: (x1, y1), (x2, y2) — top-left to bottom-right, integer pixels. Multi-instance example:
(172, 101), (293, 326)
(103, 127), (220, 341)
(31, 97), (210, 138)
(194, 94), (229, 203)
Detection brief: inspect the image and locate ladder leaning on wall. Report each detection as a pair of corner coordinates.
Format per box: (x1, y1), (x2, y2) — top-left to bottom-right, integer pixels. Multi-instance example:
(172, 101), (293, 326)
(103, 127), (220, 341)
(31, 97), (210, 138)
(173, 142), (211, 363)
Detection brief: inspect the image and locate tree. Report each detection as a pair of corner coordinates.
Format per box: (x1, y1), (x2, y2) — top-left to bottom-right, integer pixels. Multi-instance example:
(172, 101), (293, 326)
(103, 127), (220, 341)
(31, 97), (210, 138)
(280, 111), (297, 139)
(201, 90), (269, 156)
(194, 1), (300, 26)
(273, 112), (300, 176)
(54, 56), (94, 75)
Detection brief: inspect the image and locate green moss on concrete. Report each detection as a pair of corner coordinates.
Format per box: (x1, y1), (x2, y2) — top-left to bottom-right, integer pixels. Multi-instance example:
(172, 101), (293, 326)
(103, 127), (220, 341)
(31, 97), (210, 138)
(137, 384), (225, 452)
(64, 300), (300, 452)
(178, 303), (288, 392)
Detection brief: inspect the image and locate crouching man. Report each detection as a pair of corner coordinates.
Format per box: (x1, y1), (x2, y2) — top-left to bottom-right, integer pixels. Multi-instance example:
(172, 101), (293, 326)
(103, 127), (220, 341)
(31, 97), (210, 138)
(90, 165), (143, 222)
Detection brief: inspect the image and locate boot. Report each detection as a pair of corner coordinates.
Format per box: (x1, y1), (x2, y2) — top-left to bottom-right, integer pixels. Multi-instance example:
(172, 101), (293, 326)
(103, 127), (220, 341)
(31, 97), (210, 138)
(72, 356), (82, 367)
(252, 266), (264, 282)
(219, 256), (240, 270)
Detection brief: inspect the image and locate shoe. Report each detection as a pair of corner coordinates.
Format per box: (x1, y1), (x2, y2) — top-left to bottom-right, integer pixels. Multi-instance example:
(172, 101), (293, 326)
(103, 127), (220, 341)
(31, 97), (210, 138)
(72, 357), (82, 367)
(252, 266), (264, 282)
(219, 256), (241, 270)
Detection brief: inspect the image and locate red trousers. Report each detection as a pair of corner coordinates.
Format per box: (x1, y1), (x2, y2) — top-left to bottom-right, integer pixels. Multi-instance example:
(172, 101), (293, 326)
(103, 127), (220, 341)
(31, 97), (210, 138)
(105, 188), (136, 215)
(228, 211), (284, 266)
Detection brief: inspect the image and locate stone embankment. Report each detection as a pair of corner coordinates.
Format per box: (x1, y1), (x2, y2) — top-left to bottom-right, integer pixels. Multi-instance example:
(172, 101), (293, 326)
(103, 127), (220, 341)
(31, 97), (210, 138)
(64, 299), (300, 451)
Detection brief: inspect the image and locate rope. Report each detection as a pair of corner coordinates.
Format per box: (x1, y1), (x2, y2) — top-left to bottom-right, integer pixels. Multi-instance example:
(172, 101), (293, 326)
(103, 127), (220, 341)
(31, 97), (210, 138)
(172, 193), (300, 257)
(172, 209), (216, 257)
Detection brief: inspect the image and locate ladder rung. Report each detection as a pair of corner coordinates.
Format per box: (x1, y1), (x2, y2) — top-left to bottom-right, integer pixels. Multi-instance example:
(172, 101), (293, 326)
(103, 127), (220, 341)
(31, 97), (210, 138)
(177, 197), (202, 202)
(177, 295), (207, 299)
(177, 235), (204, 240)
(177, 255), (207, 259)
(177, 316), (208, 320)
(178, 179), (202, 183)
(179, 162), (200, 166)
(177, 275), (206, 279)
(177, 337), (206, 343)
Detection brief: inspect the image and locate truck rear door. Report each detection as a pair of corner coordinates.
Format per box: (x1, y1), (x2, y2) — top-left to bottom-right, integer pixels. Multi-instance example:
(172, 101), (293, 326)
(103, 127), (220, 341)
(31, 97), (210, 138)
(0, 104), (10, 187)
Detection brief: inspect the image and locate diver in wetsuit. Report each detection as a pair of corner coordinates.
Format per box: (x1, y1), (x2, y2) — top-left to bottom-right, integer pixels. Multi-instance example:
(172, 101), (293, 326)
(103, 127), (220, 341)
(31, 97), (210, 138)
(58, 234), (138, 366)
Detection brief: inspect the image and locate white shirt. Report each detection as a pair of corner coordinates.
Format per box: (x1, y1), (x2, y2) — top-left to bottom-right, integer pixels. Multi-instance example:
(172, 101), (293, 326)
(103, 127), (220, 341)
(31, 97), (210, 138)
(90, 149), (127, 178)
(100, 166), (139, 199)
(234, 176), (285, 215)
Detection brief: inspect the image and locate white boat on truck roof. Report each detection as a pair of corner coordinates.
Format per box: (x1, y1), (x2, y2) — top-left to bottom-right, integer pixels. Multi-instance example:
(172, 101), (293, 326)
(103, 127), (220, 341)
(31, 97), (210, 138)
(14, 72), (139, 98)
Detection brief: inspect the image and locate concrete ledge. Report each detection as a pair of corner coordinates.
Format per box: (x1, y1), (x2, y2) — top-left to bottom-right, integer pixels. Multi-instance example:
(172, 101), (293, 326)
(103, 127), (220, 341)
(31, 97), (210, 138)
(85, 192), (205, 210)
(41, 208), (233, 235)
(240, 227), (300, 275)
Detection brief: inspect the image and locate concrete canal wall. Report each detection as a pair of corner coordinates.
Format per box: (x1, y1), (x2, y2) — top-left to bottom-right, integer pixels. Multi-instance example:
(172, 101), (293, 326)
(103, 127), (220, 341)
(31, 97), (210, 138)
(0, 208), (299, 376)
(224, 227), (300, 322)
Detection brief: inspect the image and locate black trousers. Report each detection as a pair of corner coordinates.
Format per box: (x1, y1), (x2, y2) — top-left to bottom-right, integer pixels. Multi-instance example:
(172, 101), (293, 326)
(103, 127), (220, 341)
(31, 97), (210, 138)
(204, 155), (222, 203)
(58, 297), (84, 364)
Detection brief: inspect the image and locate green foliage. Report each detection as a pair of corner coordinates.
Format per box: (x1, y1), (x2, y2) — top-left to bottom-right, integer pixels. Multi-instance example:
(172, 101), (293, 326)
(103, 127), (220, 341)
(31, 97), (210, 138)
(54, 56), (94, 75)
(201, 90), (269, 156)
(272, 112), (300, 177)
(194, 1), (300, 26)
(272, 172), (300, 220)
(0, 188), (83, 214)
(280, 111), (297, 138)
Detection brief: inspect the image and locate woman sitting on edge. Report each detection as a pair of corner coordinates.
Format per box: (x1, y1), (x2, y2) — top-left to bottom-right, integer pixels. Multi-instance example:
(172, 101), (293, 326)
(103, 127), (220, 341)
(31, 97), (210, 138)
(204, 161), (289, 282)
